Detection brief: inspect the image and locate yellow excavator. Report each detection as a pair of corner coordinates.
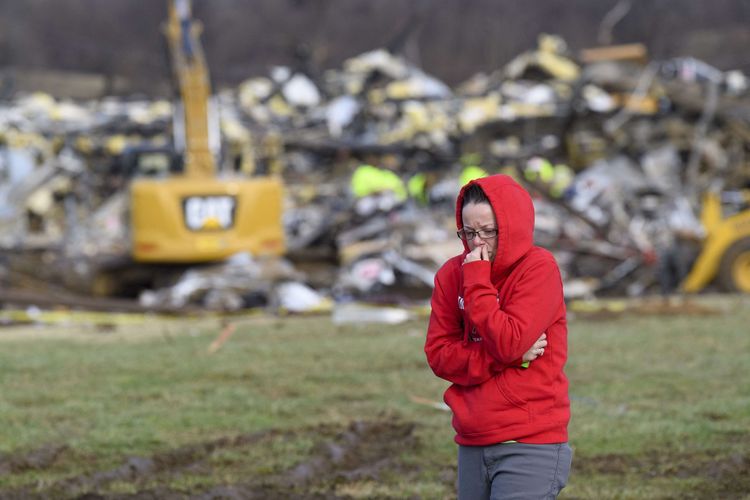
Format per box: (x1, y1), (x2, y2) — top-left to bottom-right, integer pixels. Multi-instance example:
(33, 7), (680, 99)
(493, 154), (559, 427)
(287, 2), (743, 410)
(128, 0), (284, 266)
(683, 190), (750, 293)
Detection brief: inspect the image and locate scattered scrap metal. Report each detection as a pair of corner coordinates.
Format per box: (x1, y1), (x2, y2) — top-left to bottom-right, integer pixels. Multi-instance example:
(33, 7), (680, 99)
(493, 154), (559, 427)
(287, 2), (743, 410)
(2, 35), (749, 315)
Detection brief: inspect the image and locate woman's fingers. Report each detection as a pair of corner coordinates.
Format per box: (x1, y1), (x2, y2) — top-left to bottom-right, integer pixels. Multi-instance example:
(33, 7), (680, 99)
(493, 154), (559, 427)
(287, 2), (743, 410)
(534, 339), (547, 349)
(463, 245), (484, 264)
(524, 333), (550, 362)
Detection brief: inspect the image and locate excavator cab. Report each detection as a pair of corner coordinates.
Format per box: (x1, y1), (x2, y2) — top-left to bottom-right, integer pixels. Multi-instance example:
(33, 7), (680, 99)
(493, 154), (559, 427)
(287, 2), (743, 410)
(121, 145), (181, 177)
(130, 0), (285, 264)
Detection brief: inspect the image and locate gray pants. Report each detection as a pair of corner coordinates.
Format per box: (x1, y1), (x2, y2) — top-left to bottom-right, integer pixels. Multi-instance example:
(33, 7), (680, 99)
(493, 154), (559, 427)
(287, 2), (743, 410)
(458, 442), (572, 500)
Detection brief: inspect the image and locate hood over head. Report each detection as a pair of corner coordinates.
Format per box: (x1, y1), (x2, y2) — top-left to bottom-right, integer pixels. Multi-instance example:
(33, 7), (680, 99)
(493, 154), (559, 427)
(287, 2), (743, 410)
(455, 174), (535, 276)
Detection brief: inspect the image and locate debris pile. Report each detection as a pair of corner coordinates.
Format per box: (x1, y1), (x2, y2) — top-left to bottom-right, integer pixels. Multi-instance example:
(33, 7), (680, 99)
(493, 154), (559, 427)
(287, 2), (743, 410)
(2, 35), (750, 313)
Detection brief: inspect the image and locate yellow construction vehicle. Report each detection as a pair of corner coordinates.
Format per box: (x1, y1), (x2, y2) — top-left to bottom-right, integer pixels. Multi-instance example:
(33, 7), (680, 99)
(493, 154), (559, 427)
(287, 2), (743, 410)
(129, 0), (284, 265)
(683, 190), (750, 293)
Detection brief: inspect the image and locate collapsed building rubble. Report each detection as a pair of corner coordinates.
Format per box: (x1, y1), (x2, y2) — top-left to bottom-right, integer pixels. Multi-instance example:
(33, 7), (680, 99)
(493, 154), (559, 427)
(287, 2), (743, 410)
(1, 34), (750, 314)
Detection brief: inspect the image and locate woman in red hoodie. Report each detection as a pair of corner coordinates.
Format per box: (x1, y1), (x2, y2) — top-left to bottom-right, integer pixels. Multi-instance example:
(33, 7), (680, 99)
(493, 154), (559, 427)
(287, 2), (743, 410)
(425, 175), (571, 499)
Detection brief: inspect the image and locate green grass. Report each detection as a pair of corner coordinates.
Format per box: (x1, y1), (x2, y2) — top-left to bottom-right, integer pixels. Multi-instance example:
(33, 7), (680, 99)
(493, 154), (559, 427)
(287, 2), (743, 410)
(0, 295), (749, 498)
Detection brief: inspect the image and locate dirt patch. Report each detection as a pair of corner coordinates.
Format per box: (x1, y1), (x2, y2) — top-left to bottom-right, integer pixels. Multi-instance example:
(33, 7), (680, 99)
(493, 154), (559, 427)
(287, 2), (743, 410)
(0, 444), (69, 474)
(574, 448), (750, 498)
(1, 418), (419, 499)
(184, 418), (419, 499)
(287, 419), (417, 485)
(55, 431), (278, 498)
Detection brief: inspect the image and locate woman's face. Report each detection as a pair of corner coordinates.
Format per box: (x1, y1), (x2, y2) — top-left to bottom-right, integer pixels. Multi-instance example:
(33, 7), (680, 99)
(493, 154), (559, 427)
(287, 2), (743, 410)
(461, 201), (498, 261)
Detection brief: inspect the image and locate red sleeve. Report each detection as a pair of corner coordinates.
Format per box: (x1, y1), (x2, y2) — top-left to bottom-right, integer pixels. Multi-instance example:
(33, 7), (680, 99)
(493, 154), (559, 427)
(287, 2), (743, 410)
(462, 257), (562, 365)
(424, 264), (507, 386)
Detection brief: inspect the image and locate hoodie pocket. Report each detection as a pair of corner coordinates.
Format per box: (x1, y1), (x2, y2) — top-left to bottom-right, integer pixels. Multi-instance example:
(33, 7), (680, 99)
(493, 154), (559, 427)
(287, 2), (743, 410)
(495, 373), (527, 409)
(445, 374), (530, 436)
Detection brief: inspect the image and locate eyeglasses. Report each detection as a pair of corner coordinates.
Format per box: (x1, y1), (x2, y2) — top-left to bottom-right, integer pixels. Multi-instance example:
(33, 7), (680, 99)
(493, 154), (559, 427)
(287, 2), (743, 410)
(457, 228), (498, 241)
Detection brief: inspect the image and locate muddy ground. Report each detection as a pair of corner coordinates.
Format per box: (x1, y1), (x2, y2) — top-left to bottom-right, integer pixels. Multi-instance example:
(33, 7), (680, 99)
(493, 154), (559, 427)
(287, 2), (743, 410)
(573, 444), (750, 499)
(2, 417), (749, 499)
(0, 418), (433, 499)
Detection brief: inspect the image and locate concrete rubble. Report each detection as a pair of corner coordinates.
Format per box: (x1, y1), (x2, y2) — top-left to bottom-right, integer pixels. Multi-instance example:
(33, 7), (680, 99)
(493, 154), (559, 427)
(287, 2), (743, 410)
(2, 35), (750, 315)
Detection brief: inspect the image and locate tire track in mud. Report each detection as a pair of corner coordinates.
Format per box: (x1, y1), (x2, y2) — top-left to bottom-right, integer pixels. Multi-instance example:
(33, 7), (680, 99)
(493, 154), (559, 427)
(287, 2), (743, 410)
(0, 431), (276, 500)
(0, 444), (69, 475)
(0, 418), (419, 499)
(573, 447), (750, 498)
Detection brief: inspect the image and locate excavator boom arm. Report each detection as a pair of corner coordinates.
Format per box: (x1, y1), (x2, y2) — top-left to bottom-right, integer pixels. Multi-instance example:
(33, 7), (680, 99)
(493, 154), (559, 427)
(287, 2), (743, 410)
(164, 0), (216, 177)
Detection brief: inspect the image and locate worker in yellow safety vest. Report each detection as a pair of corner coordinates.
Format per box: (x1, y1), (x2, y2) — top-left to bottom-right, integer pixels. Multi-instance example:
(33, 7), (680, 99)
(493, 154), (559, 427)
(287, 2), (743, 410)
(351, 164), (408, 201)
(458, 152), (489, 187)
(524, 157), (574, 198)
(407, 172), (429, 205)
(460, 165), (489, 187)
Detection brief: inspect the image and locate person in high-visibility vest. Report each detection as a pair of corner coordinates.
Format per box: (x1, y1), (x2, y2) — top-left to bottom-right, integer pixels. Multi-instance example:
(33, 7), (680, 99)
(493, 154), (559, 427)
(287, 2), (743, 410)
(459, 152), (489, 187)
(524, 157), (574, 199)
(407, 171), (441, 206)
(460, 165), (489, 187)
(408, 172), (428, 205)
(524, 156), (555, 184)
(550, 163), (574, 199)
(351, 163), (408, 216)
(351, 164), (407, 201)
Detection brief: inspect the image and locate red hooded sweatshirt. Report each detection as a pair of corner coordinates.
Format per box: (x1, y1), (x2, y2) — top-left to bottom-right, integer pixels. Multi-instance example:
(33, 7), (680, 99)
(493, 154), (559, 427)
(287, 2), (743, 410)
(424, 174), (569, 446)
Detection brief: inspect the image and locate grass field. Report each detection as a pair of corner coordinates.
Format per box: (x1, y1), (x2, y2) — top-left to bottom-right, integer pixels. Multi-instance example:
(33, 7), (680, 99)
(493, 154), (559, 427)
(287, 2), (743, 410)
(0, 295), (749, 499)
